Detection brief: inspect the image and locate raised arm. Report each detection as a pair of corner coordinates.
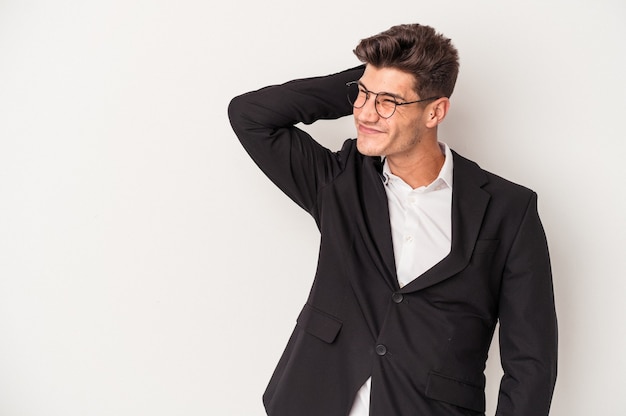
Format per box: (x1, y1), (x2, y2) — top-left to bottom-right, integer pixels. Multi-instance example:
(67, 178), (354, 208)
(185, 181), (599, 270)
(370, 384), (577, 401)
(227, 66), (364, 219)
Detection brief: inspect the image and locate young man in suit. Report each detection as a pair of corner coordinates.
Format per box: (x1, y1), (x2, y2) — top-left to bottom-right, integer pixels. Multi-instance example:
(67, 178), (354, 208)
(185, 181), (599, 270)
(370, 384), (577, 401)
(228, 23), (557, 416)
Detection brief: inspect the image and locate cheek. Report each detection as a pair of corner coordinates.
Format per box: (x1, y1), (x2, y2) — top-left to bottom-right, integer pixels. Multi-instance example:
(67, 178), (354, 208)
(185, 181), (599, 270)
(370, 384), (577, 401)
(383, 123), (418, 151)
(402, 118), (422, 141)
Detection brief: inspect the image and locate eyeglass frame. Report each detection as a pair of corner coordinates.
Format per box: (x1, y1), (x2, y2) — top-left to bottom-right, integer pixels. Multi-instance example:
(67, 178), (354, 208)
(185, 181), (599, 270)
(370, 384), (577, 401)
(346, 81), (440, 119)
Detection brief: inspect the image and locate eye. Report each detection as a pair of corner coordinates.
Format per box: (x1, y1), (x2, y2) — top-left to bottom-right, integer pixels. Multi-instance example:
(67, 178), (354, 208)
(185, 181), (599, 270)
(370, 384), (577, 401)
(378, 95), (397, 108)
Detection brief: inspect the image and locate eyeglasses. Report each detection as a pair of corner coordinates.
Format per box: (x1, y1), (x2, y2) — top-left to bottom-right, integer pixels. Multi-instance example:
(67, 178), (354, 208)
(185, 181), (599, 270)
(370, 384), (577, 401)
(346, 81), (439, 119)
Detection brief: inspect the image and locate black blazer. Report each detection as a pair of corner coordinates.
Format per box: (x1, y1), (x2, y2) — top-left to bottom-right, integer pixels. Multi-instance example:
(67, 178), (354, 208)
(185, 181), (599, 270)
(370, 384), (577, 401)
(228, 66), (557, 416)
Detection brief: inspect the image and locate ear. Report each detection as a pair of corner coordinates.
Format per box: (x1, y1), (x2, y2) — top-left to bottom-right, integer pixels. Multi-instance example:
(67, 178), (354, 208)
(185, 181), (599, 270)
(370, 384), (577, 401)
(425, 98), (450, 128)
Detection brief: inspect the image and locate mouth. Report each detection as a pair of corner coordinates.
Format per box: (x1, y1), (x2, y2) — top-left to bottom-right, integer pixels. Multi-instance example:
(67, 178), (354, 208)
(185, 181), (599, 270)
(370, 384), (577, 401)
(357, 123), (385, 135)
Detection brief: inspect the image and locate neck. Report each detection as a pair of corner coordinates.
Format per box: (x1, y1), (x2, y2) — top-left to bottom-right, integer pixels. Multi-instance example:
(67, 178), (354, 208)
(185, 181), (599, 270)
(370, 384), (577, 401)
(386, 140), (445, 189)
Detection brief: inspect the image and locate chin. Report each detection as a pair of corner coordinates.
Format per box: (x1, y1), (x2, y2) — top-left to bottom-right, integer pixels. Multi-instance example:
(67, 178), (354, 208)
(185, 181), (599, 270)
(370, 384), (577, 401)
(356, 137), (385, 157)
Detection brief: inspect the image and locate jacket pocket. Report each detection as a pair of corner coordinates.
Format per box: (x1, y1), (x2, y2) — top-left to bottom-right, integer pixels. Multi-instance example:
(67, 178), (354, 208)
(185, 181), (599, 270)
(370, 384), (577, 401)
(296, 303), (343, 344)
(425, 371), (485, 412)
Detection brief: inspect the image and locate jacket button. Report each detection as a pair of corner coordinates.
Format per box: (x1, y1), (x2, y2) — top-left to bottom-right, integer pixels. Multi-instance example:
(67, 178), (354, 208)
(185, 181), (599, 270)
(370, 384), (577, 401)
(375, 344), (387, 356)
(392, 292), (404, 303)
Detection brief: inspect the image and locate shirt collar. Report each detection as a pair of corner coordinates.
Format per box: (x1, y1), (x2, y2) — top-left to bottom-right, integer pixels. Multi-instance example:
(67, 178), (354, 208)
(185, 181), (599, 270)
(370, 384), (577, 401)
(382, 142), (454, 190)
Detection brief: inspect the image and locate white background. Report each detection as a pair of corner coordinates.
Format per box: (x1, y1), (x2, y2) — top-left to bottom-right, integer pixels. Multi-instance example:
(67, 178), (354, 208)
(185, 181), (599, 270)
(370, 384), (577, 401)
(1, 1), (625, 415)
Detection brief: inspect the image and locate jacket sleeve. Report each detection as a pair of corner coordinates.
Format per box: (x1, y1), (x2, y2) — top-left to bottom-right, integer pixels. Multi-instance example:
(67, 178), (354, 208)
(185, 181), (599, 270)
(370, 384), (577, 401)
(496, 192), (558, 415)
(227, 66), (365, 220)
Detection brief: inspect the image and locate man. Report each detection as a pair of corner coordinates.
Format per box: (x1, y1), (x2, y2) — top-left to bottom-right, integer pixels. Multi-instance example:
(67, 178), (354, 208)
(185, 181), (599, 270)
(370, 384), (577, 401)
(228, 23), (557, 416)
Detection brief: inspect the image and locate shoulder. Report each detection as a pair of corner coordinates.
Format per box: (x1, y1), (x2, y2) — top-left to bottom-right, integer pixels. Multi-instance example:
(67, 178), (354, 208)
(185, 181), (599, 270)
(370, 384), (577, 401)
(451, 150), (536, 200)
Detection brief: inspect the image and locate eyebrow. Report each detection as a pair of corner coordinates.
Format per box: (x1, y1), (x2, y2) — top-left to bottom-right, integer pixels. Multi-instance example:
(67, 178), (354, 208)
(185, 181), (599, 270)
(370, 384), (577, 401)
(357, 80), (408, 101)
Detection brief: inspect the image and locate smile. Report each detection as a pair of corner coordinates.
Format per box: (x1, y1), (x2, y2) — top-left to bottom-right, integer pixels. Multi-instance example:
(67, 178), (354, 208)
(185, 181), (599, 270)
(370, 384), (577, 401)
(358, 124), (385, 135)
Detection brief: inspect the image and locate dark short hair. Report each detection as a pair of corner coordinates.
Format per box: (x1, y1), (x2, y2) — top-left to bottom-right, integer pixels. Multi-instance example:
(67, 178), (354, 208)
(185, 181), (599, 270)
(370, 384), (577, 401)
(353, 24), (460, 99)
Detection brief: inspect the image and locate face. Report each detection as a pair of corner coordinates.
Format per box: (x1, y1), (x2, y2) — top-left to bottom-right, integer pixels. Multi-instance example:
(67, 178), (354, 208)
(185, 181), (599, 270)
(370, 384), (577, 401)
(353, 65), (432, 160)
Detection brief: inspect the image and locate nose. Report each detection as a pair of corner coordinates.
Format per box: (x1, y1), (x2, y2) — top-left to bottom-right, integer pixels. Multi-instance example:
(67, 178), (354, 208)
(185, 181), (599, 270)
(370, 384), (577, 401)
(355, 96), (380, 123)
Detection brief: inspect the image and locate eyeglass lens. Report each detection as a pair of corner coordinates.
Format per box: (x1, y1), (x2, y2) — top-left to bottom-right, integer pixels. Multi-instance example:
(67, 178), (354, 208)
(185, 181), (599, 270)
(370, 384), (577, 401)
(346, 82), (397, 118)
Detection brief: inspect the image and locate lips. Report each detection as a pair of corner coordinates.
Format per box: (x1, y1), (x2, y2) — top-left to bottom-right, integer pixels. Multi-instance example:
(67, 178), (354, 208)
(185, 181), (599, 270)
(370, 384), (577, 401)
(358, 124), (385, 135)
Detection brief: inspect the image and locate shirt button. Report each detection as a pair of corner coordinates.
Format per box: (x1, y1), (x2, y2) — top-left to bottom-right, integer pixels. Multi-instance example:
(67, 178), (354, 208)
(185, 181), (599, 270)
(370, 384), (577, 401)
(375, 344), (387, 356)
(404, 235), (413, 243)
(392, 292), (404, 303)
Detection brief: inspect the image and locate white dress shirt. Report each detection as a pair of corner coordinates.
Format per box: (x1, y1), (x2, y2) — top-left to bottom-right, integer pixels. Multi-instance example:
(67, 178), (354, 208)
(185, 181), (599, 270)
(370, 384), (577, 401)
(348, 142), (454, 415)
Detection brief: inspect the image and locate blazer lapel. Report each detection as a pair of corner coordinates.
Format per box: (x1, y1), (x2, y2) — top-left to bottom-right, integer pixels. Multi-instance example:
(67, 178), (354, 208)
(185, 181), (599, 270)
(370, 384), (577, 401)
(400, 151), (491, 293)
(359, 156), (399, 290)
